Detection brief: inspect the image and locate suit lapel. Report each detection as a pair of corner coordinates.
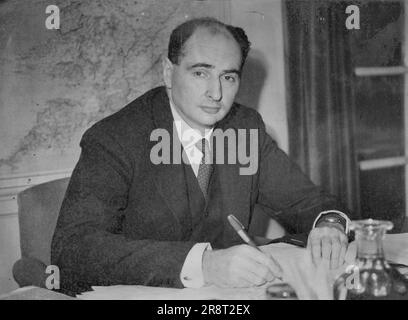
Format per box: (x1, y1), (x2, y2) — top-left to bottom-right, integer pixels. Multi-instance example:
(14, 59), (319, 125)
(209, 108), (252, 226)
(150, 88), (190, 232)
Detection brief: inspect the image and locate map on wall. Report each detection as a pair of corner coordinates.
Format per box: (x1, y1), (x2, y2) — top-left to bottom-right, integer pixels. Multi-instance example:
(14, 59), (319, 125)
(0, 0), (224, 176)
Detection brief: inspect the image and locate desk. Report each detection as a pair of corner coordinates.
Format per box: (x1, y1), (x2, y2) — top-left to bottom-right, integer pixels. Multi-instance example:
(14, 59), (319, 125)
(4, 229), (408, 300)
(0, 284), (268, 300)
(0, 286), (76, 300)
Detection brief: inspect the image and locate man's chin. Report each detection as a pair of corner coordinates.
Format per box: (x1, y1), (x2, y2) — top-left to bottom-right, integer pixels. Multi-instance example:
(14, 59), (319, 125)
(201, 119), (219, 129)
(200, 113), (225, 127)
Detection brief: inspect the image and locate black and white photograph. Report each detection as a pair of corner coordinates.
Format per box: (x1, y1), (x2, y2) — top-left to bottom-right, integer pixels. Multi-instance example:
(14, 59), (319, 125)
(0, 0), (408, 305)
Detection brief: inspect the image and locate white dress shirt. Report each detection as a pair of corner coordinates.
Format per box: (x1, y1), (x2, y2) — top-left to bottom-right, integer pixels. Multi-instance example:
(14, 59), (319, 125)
(169, 100), (213, 288)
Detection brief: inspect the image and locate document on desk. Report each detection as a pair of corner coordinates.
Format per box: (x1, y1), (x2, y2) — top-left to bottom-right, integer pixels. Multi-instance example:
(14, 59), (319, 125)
(77, 243), (334, 300)
(260, 243), (337, 300)
(76, 235), (408, 300)
(384, 233), (408, 266)
(77, 283), (270, 300)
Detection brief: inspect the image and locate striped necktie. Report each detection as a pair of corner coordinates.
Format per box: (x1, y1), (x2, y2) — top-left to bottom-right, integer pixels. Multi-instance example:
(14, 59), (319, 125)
(196, 138), (213, 198)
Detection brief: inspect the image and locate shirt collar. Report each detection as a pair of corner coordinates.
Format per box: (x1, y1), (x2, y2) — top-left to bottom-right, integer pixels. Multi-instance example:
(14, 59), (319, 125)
(169, 98), (213, 150)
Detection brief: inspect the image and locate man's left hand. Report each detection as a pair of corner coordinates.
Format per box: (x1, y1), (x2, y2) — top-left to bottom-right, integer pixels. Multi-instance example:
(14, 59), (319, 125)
(307, 224), (348, 269)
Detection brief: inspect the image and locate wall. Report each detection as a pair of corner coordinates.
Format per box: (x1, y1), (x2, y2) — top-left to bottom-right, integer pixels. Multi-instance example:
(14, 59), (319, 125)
(232, 0), (288, 152)
(230, 0), (288, 241)
(0, 0), (287, 295)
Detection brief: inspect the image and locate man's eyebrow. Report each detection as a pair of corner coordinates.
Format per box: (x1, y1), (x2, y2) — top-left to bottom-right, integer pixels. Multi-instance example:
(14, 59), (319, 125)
(188, 63), (241, 76)
(222, 68), (241, 76)
(187, 63), (214, 70)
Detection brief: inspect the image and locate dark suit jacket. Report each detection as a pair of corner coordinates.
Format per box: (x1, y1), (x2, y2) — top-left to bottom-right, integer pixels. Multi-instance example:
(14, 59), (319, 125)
(51, 86), (345, 293)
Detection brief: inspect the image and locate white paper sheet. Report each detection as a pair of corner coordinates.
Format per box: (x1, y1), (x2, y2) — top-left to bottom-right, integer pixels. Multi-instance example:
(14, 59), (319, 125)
(77, 283), (270, 300)
(77, 234), (408, 300)
(384, 233), (408, 266)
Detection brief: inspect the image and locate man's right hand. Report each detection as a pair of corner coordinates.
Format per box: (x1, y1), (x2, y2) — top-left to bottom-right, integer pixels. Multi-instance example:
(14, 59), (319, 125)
(202, 244), (282, 288)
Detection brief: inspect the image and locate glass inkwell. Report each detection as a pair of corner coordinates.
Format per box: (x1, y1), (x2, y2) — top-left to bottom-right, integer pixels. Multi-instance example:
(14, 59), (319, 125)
(266, 283), (297, 300)
(333, 219), (408, 300)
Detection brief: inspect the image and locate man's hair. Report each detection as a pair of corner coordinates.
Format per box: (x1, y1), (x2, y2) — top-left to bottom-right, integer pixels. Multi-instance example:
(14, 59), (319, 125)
(168, 17), (251, 70)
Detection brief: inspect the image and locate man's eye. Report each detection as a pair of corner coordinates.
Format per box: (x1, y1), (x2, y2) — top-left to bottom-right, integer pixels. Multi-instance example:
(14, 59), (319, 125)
(193, 71), (206, 78)
(223, 75), (237, 83)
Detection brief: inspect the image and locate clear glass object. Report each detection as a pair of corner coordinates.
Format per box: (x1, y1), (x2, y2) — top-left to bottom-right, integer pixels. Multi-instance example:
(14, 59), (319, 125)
(265, 283), (297, 300)
(333, 219), (408, 300)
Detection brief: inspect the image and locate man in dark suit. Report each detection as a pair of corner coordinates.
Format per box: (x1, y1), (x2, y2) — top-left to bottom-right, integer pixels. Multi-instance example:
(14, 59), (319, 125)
(51, 17), (350, 294)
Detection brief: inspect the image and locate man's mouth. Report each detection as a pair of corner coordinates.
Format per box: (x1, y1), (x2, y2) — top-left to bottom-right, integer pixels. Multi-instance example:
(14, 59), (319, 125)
(201, 106), (221, 114)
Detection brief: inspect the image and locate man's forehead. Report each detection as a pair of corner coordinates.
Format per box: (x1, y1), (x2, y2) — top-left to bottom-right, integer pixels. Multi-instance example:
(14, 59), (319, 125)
(180, 29), (242, 68)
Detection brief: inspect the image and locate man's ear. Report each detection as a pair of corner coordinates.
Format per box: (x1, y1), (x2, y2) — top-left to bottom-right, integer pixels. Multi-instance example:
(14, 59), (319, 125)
(162, 56), (173, 89)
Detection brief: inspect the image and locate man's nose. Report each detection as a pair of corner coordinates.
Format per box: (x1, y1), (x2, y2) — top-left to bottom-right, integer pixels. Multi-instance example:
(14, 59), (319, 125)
(206, 78), (222, 102)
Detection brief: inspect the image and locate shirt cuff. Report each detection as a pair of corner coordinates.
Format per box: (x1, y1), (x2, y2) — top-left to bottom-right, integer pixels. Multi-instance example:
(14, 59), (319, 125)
(312, 210), (351, 234)
(180, 242), (212, 288)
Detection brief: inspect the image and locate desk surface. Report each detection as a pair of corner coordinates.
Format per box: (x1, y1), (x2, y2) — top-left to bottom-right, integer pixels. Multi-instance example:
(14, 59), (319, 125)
(4, 227), (408, 300)
(1, 281), (279, 300)
(0, 286), (76, 300)
(1, 284), (269, 300)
